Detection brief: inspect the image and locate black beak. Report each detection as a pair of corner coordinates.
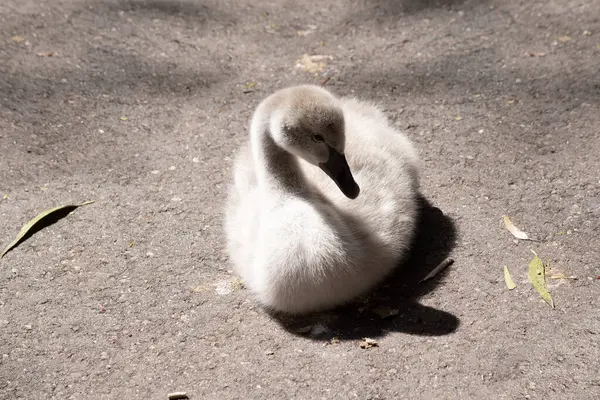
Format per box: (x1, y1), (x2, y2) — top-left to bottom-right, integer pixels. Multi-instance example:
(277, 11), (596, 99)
(319, 146), (360, 199)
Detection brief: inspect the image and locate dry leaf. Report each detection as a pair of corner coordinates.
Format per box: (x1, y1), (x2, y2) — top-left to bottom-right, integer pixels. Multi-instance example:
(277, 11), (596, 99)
(526, 51), (546, 57)
(167, 392), (189, 400)
(231, 278), (246, 290)
(191, 284), (210, 293)
(120, 116), (128, 121)
(373, 306), (399, 319)
(528, 250), (555, 308)
(296, 25), (317, 36)
(266, 19), (279, 31)
(546, 264), (577, 280)
(503, 215), (531, 240)
(583, 30), (592, 36)
(37, 51), (56, 57)
(454, 116), (463, 121)
(504, 266), (517, 289)
(359, 338), (379, 349)
(420, 258), (454, 283)
(1, 201), (94, 259)
(295, 54), (332, 74)
(557, 35), (572, 43)
(243, 81), (257, 93)
(2, 194), (8, 200)
(11, 35), (25, 43)
(550, 273), (577, 280)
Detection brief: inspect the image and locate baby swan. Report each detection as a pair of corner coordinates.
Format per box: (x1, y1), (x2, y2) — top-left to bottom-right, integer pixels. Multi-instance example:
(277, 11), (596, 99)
(225, 84), (420, 315)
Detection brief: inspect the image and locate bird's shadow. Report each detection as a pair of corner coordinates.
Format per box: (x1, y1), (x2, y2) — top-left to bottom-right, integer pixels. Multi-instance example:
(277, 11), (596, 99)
(270, 195), (459, 340)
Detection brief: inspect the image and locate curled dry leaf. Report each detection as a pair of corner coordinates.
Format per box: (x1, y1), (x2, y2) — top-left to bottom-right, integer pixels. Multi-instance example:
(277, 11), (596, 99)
(526, 51), (547, 57)
(37, 51), (56, 57)
(504, 266), (517, 290)
(528, 250), (555, 308)
(359, 338), (379, 349)
(420, 258), (454, 283)
(1, 201), (95, 259)
(167, 392), (189, 400)
(503, 216), (531, 240)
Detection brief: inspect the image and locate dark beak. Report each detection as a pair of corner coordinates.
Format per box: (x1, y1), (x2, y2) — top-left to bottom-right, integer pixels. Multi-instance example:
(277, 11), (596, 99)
(319, 146), (360, 199)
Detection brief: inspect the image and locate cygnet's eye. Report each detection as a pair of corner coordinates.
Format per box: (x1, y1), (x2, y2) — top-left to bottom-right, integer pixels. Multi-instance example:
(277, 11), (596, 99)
(312, 134), (325, 143)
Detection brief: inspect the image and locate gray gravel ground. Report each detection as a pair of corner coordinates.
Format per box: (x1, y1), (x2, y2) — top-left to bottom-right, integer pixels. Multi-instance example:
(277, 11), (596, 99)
(1, 0), (599, 399)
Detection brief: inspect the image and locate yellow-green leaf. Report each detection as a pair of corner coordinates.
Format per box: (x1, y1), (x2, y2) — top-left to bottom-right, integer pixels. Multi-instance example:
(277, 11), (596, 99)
(528, 250), (555, 308)
(1, 200), (94, 259)
(504, 266), (516, 289)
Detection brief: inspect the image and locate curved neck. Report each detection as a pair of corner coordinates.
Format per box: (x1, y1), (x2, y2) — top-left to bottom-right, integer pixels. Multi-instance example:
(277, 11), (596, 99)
(251, 120), (306, 197)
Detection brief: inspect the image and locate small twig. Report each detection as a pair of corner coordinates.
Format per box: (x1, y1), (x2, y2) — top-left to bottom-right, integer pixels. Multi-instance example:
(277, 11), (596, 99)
(320, 77), (331, 86)
(420, 258), (454, 283)
(168, 392), (189, 400)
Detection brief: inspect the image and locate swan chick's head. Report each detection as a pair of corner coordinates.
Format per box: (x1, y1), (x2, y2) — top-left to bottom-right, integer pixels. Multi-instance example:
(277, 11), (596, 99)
(268, 85), (360, 199)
